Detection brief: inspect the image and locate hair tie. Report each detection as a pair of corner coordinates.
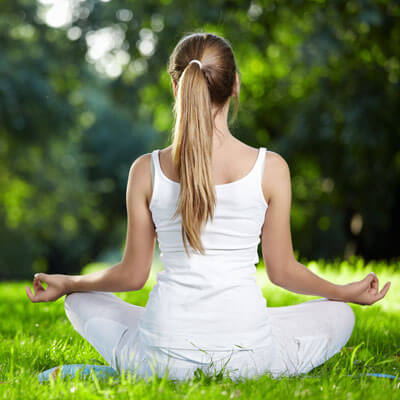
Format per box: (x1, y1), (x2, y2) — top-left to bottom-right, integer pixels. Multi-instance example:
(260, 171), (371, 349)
(189, 59), (202, 68)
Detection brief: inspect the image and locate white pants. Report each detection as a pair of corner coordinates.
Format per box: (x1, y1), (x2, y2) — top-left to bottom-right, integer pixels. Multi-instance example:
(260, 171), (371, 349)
(64, 291), (355, 381)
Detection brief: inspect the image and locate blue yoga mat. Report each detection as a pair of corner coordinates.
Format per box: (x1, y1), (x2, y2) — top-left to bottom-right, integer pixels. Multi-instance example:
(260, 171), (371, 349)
(352, 373), (398, 380)
(38, 364), (398, 383)
(303, 373), (398, 380)
(38, 364), (119, 383)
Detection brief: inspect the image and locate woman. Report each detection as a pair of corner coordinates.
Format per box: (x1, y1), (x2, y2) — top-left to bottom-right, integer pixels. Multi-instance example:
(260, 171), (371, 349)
(26, 32), (391, 382)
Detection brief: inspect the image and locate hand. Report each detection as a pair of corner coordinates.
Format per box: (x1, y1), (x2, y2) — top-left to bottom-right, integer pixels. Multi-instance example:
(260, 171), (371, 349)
(25, 273), (70, 303)
(339, 272), (391, 305)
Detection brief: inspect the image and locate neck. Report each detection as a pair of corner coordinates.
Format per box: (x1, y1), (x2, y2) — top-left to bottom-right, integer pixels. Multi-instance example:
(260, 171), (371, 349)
(212, 99), (234, 149)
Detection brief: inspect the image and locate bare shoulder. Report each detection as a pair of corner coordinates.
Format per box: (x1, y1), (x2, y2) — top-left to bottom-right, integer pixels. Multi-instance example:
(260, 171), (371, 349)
(262, 150), (291, 203)
(127, 153), (153, 202)
(129, 153), (152, 181)
(265, 151), (290, 175)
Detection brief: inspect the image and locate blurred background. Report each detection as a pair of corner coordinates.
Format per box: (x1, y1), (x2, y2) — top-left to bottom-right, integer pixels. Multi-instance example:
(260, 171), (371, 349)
(0, 0), (399, 280)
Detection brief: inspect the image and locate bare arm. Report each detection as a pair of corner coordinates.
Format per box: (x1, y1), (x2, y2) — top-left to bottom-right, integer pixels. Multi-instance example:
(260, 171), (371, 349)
(261, 152), (346, 301)
(65, 263), (135, 293)
(260, 152), (391, 305)
(270, 260), (344, 300)
(26, 154), (156, 302)
(65, 153), (156, 293)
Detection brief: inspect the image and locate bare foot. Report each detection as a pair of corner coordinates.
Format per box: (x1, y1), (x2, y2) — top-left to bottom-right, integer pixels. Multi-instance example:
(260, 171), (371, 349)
(51, 366), (61, 380)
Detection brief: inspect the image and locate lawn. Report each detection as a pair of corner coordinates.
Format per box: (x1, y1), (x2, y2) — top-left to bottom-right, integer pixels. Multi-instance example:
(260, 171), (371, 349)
(1, 256), (399, 399)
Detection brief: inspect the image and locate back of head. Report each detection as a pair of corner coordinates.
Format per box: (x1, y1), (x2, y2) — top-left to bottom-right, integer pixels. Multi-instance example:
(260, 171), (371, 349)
(167, 32), (240, 257)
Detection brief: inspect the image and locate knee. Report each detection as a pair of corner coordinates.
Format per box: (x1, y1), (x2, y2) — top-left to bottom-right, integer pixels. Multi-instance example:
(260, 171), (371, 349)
(341, 302), (355, 331)
(64, 291), (93, 332)
(64, 292), (74, 309)
(332, 301), (356, 343)
(64, 291), (84, 313)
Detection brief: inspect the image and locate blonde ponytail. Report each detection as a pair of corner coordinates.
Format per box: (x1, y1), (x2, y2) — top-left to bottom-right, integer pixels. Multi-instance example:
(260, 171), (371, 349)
(171, 60), (216, 256)
(167, 32), (240, 257)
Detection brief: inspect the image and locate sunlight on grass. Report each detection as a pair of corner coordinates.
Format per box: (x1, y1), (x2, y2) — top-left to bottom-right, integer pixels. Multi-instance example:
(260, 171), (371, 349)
(256, 256), (399, 312)
(1, 255), (399, 398)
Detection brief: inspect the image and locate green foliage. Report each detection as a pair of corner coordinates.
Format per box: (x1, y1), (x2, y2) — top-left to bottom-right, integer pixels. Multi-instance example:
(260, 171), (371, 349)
(0, 0), (399, 279)
(0, 0), (156, 279)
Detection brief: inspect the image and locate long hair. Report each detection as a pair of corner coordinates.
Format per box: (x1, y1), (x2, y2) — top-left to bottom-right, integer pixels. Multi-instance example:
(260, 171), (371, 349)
(167, 32), (240, 256)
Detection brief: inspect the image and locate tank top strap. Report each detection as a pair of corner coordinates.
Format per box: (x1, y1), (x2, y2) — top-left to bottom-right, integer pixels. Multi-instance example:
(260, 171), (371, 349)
(150, 151), (155, 187)
(255, 147), (267, 177)
(152, 149), (171, 183)
(149, 149), (162, 210)
(151, 149), (159, 174)
(254, 147), (268, 208)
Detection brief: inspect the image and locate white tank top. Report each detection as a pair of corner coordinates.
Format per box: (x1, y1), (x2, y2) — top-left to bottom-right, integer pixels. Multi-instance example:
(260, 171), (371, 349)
(136, 147), (273, 353)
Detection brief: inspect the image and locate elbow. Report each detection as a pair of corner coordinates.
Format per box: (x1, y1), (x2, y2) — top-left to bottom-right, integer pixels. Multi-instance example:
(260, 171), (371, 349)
(128, 273), (146, 290)
(265, 260), (292, 287)
(121, 262), (148, 291)
(265, 267), (283, 286)
(269, 258), (297, 287)
(129, 272), (148, 291)
(131, 280), (146, 291)
(269, 273), (284, 287)
(264, 263), (282, 286)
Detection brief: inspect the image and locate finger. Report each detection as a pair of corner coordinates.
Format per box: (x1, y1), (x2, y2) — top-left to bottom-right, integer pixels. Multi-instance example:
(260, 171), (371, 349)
(370, 272), (379, 290)
(363, 273), (375, 290)
(25, 286), (37, 303)
(34, 277), (45, 292)
(366, 274), (379, 295)
(380, 281), (391, 296)
(26, 285), (47, 303)
(35, 273), (49, 284)
(376, 281), (391, 301)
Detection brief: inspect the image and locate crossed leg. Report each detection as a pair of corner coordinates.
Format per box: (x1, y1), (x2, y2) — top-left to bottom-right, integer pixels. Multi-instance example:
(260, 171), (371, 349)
(64, 292), (356, 379)
(267, 298), (356, 376)
(64, 291), (145, 371)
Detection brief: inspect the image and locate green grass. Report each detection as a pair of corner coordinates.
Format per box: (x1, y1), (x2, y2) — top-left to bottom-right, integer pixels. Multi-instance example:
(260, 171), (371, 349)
(1, 256), (399, 399)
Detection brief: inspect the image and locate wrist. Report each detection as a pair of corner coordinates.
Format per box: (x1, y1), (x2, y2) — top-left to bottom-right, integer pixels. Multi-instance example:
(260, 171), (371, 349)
(325, 283), (345, 301)
(332, 284), (348, 302)
(64, 275), (77, 295)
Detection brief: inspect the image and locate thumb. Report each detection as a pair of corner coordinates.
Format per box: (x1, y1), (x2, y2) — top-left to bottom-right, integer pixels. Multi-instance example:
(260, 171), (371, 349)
(362, 272), (375, 287)
(34, 272), (48, 283)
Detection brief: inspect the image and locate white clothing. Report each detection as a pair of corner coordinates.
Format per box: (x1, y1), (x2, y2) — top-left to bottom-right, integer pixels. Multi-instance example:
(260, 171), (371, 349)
(139, 147), (272, 352)
(64, 146), (355, 381)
